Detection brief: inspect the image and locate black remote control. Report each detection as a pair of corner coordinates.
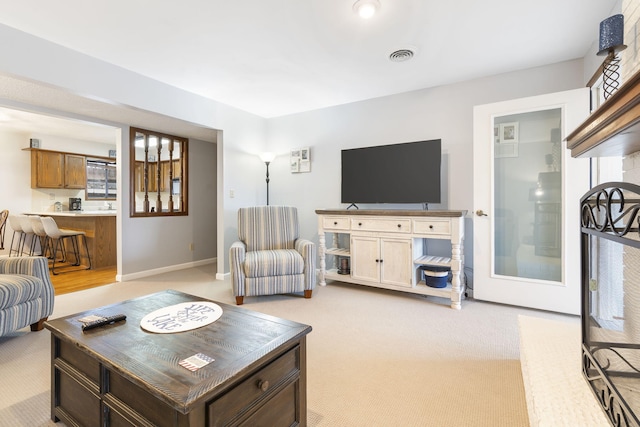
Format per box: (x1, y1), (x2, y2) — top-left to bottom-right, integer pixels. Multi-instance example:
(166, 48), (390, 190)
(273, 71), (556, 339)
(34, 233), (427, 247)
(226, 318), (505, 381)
(82, 314), (127, 331)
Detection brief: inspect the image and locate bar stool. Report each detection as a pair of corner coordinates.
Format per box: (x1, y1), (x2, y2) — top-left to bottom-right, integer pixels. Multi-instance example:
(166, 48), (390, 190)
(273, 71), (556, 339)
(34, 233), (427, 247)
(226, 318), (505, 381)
(40, 216), (92, 274)
(30, 216), (52, 259)
(7, 215), (26, 256)
(18, 215), (38, 256)
(0, 209), (8, 250)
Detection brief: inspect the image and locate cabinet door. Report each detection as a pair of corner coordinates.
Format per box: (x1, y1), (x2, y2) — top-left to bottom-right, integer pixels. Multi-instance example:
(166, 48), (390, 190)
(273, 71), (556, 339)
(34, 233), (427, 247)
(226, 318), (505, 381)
(351, 236), (380, 282)
(33, 150), (64, 188)
(64, 154), (86, 188)
(380, 238), (412, 287)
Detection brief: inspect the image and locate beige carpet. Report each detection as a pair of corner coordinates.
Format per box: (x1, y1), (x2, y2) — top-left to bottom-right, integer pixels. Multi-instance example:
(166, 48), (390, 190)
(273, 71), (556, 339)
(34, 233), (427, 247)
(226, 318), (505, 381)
(0, 265), (576, 426)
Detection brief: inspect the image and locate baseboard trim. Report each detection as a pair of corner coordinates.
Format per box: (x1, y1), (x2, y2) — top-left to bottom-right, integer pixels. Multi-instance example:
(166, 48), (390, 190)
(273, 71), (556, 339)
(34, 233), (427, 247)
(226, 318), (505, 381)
(116, 258), (216, 282)
(216, 272), (229, 281)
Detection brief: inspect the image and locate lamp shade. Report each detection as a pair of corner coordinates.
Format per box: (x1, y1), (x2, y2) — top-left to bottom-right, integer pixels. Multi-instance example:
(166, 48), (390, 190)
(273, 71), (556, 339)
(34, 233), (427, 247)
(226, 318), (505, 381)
(260, 152), (276, 163)
(598, 14), (626, 56)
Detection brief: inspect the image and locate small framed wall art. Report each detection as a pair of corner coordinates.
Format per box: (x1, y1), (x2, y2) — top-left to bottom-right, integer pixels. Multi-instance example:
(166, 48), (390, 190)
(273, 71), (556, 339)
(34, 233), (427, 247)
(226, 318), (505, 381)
(499, 122), (519, 143)
(290, 147), (311, 173)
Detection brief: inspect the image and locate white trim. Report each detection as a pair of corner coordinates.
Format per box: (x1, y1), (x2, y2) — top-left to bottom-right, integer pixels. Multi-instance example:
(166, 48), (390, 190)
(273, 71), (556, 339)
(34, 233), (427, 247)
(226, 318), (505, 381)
(117, 258), (216, 282)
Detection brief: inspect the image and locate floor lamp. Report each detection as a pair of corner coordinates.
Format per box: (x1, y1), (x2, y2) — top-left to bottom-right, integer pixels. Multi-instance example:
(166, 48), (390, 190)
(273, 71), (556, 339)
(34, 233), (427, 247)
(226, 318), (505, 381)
(260, 152), (275, 205)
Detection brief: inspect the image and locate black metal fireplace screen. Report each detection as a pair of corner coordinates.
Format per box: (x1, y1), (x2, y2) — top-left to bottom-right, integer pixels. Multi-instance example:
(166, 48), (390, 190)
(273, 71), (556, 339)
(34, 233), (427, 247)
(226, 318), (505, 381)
(581, 181), (640, 427)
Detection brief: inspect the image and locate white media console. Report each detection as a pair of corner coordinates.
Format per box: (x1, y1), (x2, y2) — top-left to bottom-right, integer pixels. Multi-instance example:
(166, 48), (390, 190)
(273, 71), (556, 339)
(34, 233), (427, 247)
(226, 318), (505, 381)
(316, 209), (466, 309)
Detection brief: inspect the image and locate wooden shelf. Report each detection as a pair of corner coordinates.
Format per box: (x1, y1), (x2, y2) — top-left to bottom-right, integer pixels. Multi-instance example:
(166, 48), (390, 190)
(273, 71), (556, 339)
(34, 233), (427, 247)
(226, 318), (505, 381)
(326, 247), (350, 257)
(566, 68), (640, 158)
(414, 255), (451, 266)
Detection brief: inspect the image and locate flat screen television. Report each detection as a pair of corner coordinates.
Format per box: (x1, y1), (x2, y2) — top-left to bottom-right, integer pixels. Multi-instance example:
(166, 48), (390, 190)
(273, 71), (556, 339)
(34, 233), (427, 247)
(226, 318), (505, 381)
(341, 139), (441, 205)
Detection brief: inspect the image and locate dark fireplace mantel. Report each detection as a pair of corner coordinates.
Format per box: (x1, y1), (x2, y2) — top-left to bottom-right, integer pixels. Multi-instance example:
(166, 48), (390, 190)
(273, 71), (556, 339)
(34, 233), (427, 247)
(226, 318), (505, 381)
(567, 68), (640, 158)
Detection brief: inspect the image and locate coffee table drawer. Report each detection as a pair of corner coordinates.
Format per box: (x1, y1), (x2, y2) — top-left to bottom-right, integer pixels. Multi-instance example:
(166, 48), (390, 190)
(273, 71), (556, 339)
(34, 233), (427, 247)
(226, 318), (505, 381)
(208, 345), (300, 426)
(58, 338), (101, 383)
(57, 368), (101, 427)
(239, 380), (299, 426)
(107, 370), (179, 427)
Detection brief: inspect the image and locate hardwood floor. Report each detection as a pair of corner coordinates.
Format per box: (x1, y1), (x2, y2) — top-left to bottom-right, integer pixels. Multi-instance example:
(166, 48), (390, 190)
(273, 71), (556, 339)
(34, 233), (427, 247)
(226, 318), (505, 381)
(0, 250), (116, 295)
(50, 266), (117, 295)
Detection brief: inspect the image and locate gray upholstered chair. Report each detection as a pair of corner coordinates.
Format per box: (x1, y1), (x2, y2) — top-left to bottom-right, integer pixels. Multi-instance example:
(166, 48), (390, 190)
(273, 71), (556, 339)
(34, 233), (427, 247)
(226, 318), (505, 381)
(0, 256), (55, 335)
(230, 206), (316, 305)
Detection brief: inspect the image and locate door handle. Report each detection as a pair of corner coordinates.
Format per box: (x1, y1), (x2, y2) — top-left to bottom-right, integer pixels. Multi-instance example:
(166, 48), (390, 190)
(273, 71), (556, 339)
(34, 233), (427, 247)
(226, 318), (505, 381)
(475, 210), (488, 217)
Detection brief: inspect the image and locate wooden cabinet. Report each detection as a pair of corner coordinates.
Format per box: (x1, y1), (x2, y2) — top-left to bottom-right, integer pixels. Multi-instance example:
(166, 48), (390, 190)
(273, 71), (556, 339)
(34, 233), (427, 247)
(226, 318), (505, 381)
(351, 235), (412, 287)
(64, 154), (86, 189)
(30, 149), (85, 189)
(317, 209), (466, 309)
(31, 149), (64, 188)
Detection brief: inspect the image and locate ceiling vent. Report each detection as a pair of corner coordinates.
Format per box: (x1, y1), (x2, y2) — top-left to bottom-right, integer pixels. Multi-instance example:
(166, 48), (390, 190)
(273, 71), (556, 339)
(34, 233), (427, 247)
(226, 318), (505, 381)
(389, 49), (415, 62)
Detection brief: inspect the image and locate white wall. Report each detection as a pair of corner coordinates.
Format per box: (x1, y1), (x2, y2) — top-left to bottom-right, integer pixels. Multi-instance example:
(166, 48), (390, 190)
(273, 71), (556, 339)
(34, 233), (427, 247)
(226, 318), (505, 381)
(266, 59), (586, 279)
(0, 131), (33, 249)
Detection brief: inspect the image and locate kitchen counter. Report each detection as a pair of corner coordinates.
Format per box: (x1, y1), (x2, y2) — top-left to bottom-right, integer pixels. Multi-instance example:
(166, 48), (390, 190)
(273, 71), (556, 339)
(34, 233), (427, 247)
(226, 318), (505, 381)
(28, 212), (116, 268)
(29, 210), (117, 217)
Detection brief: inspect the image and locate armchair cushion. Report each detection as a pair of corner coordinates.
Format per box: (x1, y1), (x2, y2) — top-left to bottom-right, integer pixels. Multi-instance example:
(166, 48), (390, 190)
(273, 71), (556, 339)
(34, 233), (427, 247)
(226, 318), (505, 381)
(244, 249), (304, 278)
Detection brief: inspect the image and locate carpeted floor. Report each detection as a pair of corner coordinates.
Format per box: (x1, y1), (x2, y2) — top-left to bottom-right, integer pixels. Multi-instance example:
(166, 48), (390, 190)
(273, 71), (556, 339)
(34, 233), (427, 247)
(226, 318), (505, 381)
(0, 265), (576, 426)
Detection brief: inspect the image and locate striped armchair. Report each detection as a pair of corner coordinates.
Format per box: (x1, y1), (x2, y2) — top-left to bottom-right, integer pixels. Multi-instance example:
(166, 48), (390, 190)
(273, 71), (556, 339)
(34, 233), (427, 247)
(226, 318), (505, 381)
(230, 206), (316, 305)
(0, 256), (55, 336)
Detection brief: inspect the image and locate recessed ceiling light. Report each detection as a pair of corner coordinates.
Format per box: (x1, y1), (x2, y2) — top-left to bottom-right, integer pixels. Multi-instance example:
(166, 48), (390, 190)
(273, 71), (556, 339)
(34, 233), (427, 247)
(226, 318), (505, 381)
(353, 0), (380, 19)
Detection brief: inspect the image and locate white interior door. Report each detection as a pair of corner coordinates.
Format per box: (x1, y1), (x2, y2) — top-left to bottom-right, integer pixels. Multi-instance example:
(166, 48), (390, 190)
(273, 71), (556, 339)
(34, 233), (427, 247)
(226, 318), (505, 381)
(473, 89), (590, 315)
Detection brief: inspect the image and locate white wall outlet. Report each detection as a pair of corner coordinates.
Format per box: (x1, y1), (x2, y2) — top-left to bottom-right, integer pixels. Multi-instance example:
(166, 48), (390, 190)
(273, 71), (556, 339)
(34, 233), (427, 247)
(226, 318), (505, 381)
(229, 189), (235, 198)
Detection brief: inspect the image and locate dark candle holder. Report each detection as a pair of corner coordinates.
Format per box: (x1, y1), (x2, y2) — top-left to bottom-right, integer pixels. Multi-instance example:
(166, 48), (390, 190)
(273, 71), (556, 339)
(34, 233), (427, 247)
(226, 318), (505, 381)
(597, 14), (627, 100)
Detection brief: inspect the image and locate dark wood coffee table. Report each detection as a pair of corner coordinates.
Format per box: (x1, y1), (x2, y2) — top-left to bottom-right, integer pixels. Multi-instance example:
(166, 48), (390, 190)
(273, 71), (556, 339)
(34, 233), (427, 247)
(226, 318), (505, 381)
(44, 289), (312, 426)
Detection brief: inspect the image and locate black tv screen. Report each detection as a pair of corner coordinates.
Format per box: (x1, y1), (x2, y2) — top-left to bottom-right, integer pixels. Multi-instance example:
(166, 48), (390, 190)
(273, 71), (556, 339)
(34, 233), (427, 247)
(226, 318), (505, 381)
(341, 139), (441, 204)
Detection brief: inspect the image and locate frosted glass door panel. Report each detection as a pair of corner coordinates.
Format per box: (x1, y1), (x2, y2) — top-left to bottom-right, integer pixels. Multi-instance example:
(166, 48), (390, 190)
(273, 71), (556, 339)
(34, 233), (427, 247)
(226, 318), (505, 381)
(494, 109), (562, 282)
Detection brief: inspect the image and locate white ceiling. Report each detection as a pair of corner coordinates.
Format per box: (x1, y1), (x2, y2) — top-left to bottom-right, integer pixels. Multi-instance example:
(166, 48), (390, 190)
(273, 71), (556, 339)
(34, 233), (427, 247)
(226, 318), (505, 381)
(0, 106), (118, 144)
(0, 0), (617, 120)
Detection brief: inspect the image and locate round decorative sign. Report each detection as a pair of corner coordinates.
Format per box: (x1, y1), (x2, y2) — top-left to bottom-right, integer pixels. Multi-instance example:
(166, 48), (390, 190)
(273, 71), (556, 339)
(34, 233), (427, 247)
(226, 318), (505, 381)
(140, 301), (223, 333)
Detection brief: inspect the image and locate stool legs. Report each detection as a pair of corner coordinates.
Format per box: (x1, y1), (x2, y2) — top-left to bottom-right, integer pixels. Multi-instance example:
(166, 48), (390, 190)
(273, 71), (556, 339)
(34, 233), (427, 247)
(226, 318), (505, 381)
(50, 234), (92, 275)
(9, 230), (25, 257)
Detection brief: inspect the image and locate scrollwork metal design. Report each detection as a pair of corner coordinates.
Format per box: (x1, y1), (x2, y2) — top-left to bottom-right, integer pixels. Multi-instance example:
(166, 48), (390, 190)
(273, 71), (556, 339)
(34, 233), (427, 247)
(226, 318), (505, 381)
(581, 182), (640, 239)
(583, 346), (637, 427)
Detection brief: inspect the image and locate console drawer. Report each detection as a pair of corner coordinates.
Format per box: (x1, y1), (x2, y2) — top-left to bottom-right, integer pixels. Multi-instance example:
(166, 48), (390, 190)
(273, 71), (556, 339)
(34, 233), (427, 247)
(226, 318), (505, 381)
(322, 216), (350, 230)
(413, 219), (451, 236)
(351, 218), (411, 233)
(208, 346), (300, 426)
